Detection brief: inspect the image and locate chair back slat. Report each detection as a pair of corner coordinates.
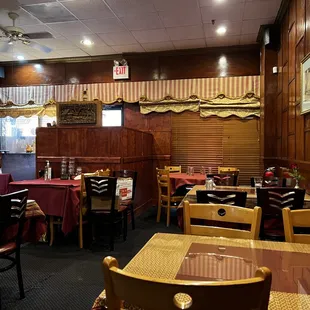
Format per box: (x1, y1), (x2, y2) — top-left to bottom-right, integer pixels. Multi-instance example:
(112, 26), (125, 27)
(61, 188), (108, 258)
(257, 187), (305, 240)
(283, 208), (310, 243)
(207, 173), (238, 186)
(0, 189), (28, 242)
(156, 168), (171, 195)
(196, 190), (247, 208)
(164, 165), (181, 173)
(85, 176), (117, 212)
(184, 201), (262, 240)
(103, 256), (272, 310)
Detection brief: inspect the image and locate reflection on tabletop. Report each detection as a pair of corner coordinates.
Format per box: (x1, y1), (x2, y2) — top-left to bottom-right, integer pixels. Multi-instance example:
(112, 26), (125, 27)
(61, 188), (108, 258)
(176, 242), (310, 295)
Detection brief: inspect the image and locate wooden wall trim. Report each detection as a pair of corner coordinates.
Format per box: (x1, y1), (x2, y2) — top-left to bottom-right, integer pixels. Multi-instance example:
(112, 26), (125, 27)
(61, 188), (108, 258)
(123, 156), (152, 163)
(152, 155), (171, 160)
(37, 156), (122, 164)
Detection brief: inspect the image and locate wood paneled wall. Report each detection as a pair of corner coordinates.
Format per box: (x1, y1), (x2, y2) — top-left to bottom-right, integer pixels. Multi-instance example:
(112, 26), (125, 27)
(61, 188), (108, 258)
(0, 45), (260, 86)
(262, 0), (310, 187)
(36, 127), (153, 212)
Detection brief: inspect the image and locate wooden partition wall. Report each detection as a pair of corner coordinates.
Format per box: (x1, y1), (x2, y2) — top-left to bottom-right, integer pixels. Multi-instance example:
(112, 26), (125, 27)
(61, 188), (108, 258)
(36, 127), (153, 213)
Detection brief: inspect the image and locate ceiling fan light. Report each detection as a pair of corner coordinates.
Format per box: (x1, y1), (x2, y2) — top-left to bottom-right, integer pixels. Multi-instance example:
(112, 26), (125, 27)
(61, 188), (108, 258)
(16, 55), (24, 61)
(8, 40), (13, 45)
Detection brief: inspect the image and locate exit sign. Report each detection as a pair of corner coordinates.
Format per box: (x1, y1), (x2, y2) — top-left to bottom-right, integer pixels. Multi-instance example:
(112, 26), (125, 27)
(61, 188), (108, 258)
(113, 65), (129, 80)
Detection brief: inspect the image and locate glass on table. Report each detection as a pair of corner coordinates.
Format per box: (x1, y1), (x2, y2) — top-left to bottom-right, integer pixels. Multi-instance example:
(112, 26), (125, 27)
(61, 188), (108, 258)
(200, 166), (206, 175)
(254, 177), (263, 188)
(187, 166), (194, 176)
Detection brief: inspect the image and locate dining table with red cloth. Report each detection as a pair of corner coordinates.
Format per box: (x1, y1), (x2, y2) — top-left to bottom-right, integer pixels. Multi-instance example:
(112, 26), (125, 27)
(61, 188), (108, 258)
(0, 173), (13, 195)
(8, 179), (80, 235)
(170, 173), (205, 194)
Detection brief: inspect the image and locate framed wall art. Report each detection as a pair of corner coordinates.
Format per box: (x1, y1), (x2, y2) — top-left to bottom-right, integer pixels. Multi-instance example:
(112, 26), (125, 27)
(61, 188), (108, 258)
(56, 100), (102, 126)
(301, 53), (310, 114)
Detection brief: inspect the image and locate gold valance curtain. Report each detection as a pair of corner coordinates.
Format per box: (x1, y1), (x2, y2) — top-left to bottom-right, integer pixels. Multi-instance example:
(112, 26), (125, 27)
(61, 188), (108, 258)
(0, 76), (260, 118)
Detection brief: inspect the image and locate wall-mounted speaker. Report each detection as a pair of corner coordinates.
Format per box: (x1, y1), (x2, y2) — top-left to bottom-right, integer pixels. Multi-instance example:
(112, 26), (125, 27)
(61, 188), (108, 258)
(257, 24), (280, 50)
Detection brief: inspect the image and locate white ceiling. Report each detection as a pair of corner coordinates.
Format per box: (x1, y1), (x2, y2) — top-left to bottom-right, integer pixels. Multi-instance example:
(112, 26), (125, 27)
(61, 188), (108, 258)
(0, 0), (282, 62)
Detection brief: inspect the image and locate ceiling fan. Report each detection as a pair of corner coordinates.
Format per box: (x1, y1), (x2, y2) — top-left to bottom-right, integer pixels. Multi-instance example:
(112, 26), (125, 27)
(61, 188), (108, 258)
(0, 12), (54, 54)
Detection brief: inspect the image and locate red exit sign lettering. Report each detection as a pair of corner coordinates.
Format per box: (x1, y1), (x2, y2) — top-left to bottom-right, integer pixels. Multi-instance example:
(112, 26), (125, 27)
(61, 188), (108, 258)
(113, 65), (129, 80)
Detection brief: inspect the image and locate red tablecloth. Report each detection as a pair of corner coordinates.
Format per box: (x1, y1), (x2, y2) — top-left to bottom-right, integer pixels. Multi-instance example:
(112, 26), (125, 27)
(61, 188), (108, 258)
(170, 173), (205, 194)
(0, 173), (13, 195)
(8, 179), (80, 235)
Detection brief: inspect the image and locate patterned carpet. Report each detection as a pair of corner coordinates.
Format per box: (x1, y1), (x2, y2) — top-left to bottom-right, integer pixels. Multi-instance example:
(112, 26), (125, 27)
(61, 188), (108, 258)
(0, 207), (181, 310)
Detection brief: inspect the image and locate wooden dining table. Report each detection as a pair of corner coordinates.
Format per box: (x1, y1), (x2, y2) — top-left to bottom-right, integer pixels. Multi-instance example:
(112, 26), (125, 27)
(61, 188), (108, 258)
(92, 232), (310, 310)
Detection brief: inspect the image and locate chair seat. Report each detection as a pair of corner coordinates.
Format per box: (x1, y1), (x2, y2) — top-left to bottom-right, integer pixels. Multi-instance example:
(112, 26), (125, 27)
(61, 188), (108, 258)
(161, 195), (183, 203)
(0, 242), (16, 255)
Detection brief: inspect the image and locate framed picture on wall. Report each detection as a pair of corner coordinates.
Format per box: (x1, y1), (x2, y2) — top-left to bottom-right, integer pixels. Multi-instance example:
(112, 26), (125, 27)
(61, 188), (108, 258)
(301, 53), (310, 114)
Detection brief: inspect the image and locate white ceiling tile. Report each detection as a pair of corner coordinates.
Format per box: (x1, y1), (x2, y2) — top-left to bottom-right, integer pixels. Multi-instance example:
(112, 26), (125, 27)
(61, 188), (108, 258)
(65, 33), (107, 47)
(81, 45), (116, 55)
(56, 49), (89, 57)
(204, 21), (242, 37)
(18, 0), (56, 4)
(240, 34), (257, 44)
(120, 13), (163, 31)
(105, 0), (156, 18)
(199, 0), (244, 7)
(112, 44), (145, 53)
(0, 8), (41, 26)
(206, 35), (240, 47)
(98, 32), (137, 45)
(20, 24), (63, 38)
(173, 38), (206, 49)
(33, 38), (78, 49)
(241, 18), (274, 35)
(47, 21), (93, 36)
(243, 0), (279, 20)
(159, 8), (201, 28)
(82, 18), (126, 33)
(152, 0), (197, 11)
(132, 29), (170, 43)
(0, 53), (12, 61)
(142, 41), (175, 52)
(28, 49), (61, 59)
(60, 0), (114, 20)
(201, 3), (244, 23)
(166, 25), (204, 40)
(22, 2), (77, 23)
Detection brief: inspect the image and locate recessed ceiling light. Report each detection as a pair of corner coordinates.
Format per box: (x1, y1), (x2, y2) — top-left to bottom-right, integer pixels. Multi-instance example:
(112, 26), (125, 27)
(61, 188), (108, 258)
(80, 39), (94, 46)
(216, 26), (227, 35)
(16, 55), (25, 61)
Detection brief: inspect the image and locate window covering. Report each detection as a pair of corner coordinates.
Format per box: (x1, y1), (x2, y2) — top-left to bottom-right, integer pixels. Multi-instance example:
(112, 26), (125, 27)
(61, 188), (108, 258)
(0, 75), (260, 118)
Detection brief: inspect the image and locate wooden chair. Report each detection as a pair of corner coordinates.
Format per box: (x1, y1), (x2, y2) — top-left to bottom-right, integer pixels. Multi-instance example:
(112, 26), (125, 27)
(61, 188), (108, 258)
(0, 189), (28, 300)
(78, 169), (110, 248)
(262, 176), (286, 187)
(184, 201), (262, 240)
(102, 256), (272, 310)
(196, 190), (247, 208)
(256, 187), (305, 241)
(156, 168), (184, 227)
(85, 176), (127, 251)
(164, 165), (182, 173)
(207, 173), (238, 186)
(113, 170), (137, 230)
(218, 166), (239, 174)
(283, 208), (310, 243)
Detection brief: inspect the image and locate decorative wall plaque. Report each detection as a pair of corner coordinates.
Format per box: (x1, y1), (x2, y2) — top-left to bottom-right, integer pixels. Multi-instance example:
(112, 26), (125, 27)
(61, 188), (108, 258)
(56, 101), (102, 126)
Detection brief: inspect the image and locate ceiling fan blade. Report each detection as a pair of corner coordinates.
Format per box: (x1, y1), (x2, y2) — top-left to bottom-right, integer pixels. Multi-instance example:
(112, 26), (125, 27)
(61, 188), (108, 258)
(27, 41), (52, 53)
(0, 25), (9, 36)
(0, 42), (11, 53)
(24, 32), (54, 40)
